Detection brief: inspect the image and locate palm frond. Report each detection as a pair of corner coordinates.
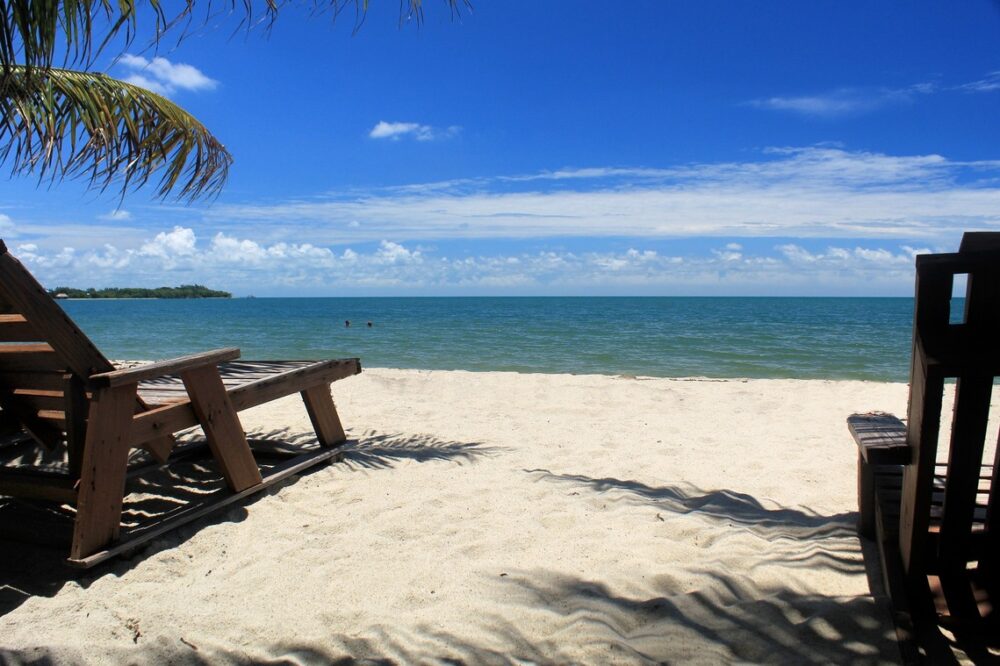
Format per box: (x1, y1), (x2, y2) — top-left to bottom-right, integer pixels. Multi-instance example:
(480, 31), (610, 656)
(0, 0), (468, 72)
(0, 64), (231, 200)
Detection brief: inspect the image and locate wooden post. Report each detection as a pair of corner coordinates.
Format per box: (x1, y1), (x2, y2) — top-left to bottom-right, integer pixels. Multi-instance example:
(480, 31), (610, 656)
(857, 452), (876, 539)
(63, 373), (89, 479)
(301, 384), (347, 447)
(70, 383), (137, 560)
(181, 365), (262, 491)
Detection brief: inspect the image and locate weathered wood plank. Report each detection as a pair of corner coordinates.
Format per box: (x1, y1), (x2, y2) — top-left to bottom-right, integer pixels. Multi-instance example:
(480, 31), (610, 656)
(70, 384), (137, 560)
(64, 374), (88, 478)
(228, 359), (361, 412)
(0, 389), (63, 450)
(848, 413), (909, 465)
(899, 325), (945, 579)
(90, 348), (241, 388)
(127, 360), (361, 449)
(12, 388), (65, 412)
(66, 444), (345, 568)
(938, 374), (993, 567)
(0, 371), (71, 391)
(181, 364), (262, 492)
(0, 314), (40, 341)
(0, 472), (78, 502)
(301, 384), (347, 446)
(0, 249), (115, 379)
(0, 344), (64, 372)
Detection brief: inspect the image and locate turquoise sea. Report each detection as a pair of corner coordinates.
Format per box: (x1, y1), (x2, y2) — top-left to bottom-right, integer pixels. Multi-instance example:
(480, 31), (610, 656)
(59, 297), (921, 382)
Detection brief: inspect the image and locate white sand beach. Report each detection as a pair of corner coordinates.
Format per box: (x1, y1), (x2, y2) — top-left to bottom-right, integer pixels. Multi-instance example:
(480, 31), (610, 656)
(1, 369), (909, 664)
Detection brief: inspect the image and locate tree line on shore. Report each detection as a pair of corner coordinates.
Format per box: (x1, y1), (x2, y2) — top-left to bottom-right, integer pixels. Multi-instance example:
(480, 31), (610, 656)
(48, 285), (231, 299)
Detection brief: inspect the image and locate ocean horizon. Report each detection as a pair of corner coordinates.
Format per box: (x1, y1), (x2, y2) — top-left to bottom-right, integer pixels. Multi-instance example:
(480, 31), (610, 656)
(60, 296), (926, 382)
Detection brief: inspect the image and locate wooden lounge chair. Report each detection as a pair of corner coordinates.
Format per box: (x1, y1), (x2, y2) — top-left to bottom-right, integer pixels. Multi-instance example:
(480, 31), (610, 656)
(0, 240), (361, 567)
(848, 232), (1000, 663)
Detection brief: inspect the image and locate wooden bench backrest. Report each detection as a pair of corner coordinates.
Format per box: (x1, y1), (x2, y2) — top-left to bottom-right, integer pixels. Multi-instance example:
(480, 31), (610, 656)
(899, 232), (1000, 576)
(0, 240), (115, 449)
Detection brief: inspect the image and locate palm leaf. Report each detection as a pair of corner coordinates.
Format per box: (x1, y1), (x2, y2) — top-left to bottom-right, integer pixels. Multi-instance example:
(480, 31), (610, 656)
(0, 0), (467, 72)
(0, 0), (467, 200)
(0, 64), (231, 200)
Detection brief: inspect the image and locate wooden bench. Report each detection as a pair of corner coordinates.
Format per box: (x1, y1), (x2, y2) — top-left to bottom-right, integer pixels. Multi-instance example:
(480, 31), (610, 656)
(848, 232), (1000, 663)
(0, 239), (361, 566)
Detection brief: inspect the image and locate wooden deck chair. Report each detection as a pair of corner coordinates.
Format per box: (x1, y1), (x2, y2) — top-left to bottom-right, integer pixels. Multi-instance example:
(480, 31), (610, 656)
(0, 240), (361, 566)
(848, 232), (1000, 663)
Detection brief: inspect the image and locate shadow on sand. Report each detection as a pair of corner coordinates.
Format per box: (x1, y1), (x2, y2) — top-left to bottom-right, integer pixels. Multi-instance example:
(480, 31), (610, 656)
(0, 428), (495, 620)
(2, 465), (901, 664)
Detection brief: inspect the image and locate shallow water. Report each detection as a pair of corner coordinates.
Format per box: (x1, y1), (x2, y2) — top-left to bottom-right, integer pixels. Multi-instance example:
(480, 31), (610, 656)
(60, 297), (918, 381)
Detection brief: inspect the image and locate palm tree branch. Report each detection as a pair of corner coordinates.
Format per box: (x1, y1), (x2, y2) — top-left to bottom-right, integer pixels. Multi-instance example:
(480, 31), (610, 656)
(0, 64), (231, 200)
(0, 0), (468, 72)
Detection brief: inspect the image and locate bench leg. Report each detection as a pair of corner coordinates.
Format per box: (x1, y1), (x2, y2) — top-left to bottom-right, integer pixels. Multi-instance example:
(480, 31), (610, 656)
(301, 384), (347, 447)
(182, 365), (262, 492)
(858, 452), (876, 539)
(71, 384), (137, 560)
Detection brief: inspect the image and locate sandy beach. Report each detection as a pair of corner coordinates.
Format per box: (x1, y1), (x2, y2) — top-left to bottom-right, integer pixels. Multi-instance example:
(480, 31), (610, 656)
(1, 368), (908, 664)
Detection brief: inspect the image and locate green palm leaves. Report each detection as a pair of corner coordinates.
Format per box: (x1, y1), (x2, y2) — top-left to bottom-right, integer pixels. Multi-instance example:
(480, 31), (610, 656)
(1, 64), (230, 200)
(0, 0), (462, 201)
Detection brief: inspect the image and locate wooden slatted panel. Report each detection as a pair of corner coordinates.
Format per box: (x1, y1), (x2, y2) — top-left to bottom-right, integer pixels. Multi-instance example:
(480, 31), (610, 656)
(875, 468), (991, 527)
(136, 361), (337, 403)
(0, 245), (115, 379)
(939, 256), (1000, 569)
(986, 432), (1000, 571)
(0, 245), (173, 461)
(129, 360), (360, 448)
(0, 371), (71, 391)
(939, 374), (993, 566)
(900, 339), (946, 576)
(848, 413), (909, 465)
(0, 344), (64, 372)
(11, 388), (65, 412)
(0, 314), (40, 341)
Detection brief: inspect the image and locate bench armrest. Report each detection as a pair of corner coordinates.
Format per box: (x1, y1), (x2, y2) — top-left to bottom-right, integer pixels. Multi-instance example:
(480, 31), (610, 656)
(89, 347), (241, 388)
(847, 413), (910, 465)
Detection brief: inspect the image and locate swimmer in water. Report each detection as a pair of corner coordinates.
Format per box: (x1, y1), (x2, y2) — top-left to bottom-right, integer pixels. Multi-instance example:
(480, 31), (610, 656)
(367, 321), (373, 328)
(345, 320), (350, 327)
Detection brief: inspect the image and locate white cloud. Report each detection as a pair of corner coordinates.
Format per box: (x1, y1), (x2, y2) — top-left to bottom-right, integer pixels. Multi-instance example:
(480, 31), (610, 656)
(117, 54), (218, 96)
(749, 71), (1000, 118)
(98, 209), (132, 221)
(957, 71), (1000, 93)
(375, 240), (421, 264)
(369, 121), (460, 141)
(10, 226), (948, 296)
(748, 83), (936, 117)
(204, 147), (1000, 244)
(138, 226), (197, 268)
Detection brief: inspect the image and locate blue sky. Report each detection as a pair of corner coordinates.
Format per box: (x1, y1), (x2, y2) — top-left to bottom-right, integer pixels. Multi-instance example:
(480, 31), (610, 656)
(4, 1), (1000, 295)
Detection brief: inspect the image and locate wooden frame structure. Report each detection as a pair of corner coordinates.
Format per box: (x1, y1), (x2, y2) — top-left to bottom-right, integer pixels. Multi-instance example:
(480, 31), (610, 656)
(848, 232), (1000, 663)
(0, 240), (361, 566)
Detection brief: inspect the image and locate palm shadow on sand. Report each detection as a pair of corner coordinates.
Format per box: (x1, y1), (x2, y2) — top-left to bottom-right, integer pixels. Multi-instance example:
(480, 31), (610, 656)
(0, 428), (496, 618)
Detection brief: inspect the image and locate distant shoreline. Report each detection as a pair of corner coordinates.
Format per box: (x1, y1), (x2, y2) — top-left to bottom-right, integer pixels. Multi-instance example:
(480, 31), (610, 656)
(49, 284), (230, 299)
(60, 297), (232, 301)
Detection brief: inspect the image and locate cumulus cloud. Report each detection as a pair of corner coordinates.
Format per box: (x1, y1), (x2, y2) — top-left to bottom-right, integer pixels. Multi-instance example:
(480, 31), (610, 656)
(117, 54), (218, 96)
(369, 121), (460, 141)
(11, 226), (945, 296)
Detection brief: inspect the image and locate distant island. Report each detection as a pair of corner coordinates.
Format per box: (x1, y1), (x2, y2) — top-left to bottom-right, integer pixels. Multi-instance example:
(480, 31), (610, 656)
(49, 285), (232, 299)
